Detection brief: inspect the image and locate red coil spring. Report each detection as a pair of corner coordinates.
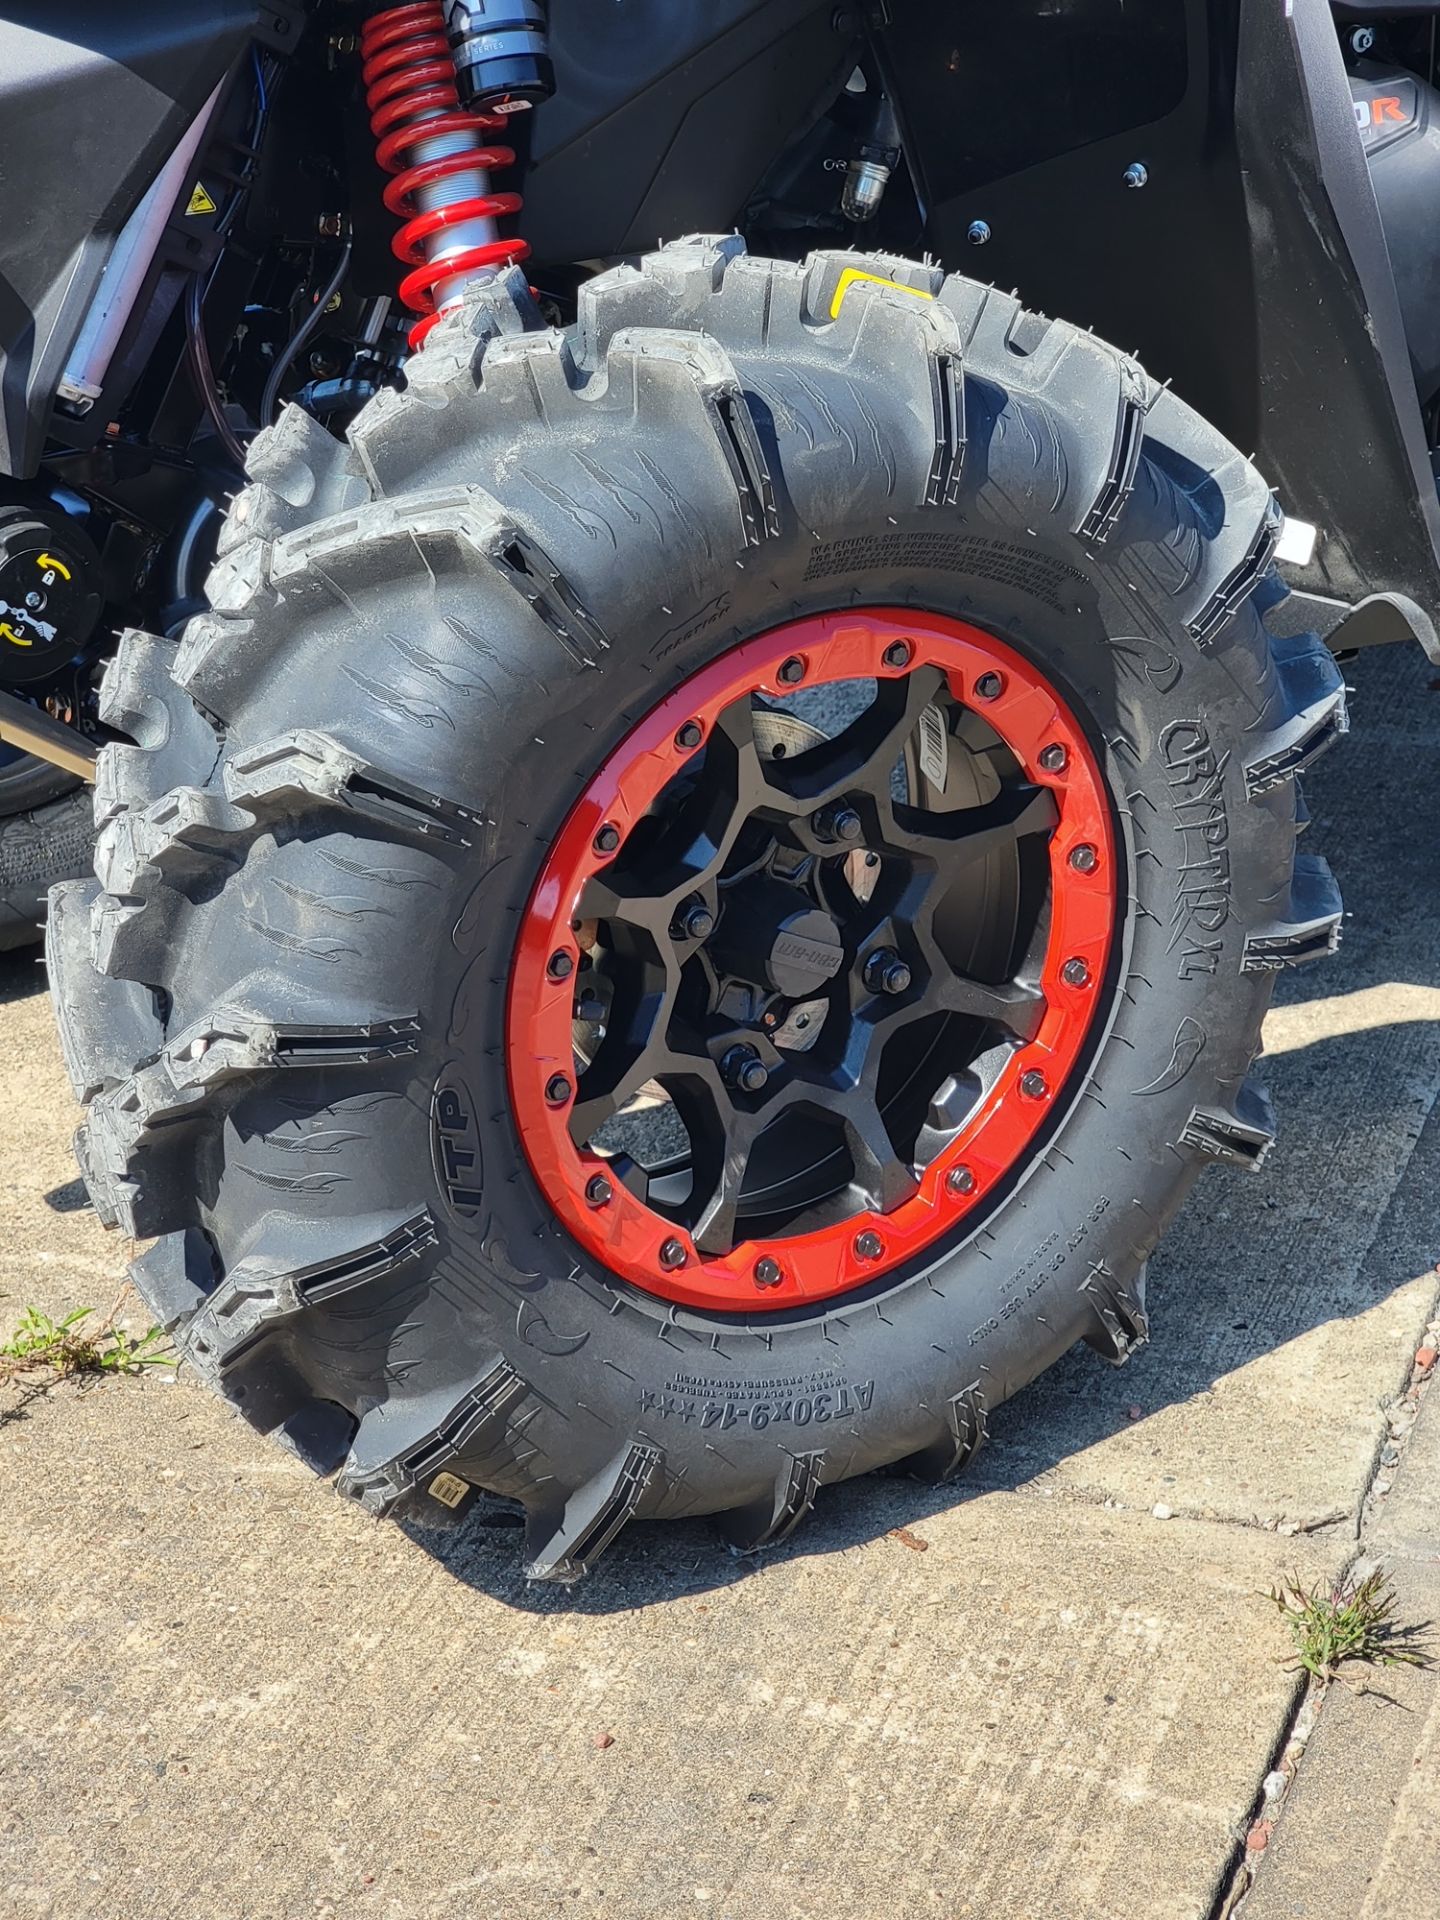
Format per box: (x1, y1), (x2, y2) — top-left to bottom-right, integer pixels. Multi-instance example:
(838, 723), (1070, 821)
(360, 1), (530, 350)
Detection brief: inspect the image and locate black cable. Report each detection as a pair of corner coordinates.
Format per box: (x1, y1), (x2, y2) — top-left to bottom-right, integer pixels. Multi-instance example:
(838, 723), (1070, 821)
(260, 243), (354, 429)
(184, 273), (250, 472)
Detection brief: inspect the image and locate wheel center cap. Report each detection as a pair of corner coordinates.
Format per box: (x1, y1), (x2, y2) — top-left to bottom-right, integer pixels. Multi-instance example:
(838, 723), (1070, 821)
(711, 875), (845, 997)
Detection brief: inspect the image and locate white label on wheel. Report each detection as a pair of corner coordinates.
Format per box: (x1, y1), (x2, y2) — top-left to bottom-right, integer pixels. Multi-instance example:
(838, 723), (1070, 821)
(428, 1471), (469, 1508)
(918, 703), (948, 792)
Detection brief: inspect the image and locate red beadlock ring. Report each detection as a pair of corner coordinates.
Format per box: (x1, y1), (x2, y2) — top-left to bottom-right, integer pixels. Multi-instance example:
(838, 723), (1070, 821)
(506, 609), (1119, 1313)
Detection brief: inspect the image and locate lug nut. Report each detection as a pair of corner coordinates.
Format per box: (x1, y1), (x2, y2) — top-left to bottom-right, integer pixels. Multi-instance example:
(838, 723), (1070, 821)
(723, 1045), (770, 1094)
(547, 950), (574, 981)
(1068, 843), (1099, 874)
(545, 1073), (572, 1104)
(659, 1237), (688, 1270)
(675, 719), (704, 751)
(585, 1174), (613, 1207)
(593, 822), (620, 855)
(974, 671), (1004, 701)
(815, 804), (864, 844)
(673, 899), (715, 941)
(865, 949), (912, 996)
(754, 1256), (783, 1288)
(946, 1165), (976, 1196)
(1020, 1069), (1049, 1100)
(854, 1229), (884, 1260)
(882, 639), (913, 670)
(1062, 957), (1091, 988)
(1038, 743), (1068, 773)
(778, 655), (806, 685)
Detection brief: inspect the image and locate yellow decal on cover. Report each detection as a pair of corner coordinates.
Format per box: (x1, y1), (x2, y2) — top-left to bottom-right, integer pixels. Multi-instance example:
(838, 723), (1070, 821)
(828, 268), (935, 320)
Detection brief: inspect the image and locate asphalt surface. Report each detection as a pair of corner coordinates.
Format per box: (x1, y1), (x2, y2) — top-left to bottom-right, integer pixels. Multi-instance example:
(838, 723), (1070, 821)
(2, 639), (1439, 1920)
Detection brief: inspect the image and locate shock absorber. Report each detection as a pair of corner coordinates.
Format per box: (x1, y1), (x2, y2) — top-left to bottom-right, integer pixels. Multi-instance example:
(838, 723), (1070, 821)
(360, 1), (552, 350)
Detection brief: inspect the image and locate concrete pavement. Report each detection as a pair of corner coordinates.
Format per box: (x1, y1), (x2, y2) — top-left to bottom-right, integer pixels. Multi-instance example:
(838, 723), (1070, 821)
(2, 638), (1439, 1920)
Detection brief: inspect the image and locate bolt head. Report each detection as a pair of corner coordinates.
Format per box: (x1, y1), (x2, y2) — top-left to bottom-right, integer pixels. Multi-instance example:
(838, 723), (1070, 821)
(777, 655), (806, 686)
(1123, 162), (1149, 189)
(967, 219), (992, 245)
(659, 1238), (688, 1271)
(946, 1165), (977, 1196)
(675, 720), (704, 751)
(1062, 957), (1091, 988)
(724, 1046), (769, 1094)
(854, 1229), (884, 1260)
(816, 804), (863, 844)
(882, 639), (913, 670)
(585, 1174), (613, 1207)
(676, 901), (715, 941)
(974, 671), (1004, 702)
(545, 1073), (572, 1105)
(1068, 843), (1099, 874)
(1020, 1069), (1048, 1100)
(547, 950), (575, 981)
(865, 949), (911, 996)
(754, 1256), (782, 1288)
(593, 823), (620, 855)
(739, 1059), (769, 1093)
(1038, 742), (1068, 773)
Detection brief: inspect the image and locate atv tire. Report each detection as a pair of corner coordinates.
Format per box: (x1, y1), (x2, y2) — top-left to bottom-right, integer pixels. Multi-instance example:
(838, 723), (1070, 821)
(47, 238), (1345, 1581)
(0, 763), (93, 953)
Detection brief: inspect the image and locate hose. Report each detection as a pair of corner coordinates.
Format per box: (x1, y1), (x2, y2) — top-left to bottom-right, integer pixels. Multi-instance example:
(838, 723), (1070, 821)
(260, 244), (354, 429)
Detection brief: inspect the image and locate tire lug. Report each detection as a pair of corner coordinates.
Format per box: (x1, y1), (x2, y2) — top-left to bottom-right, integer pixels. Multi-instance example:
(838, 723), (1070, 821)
(722, 1045), (769, 1094)
(671, 897), (715, 942)
(1062, 957), (1091, 988)
(754, 1256), (783, 1288)
(864, 948), (912, 996)
(593, 822), (621, 855)
(545, 1073), (572, 1105)
(659, 1238), (688, 1271)
(946, 1165), (976, 1196)
(974, 671), (1004, 701)
(853, 1229), (884, 1261)
(1020, 1069), (1049, 1100)
(1068, 843), (1099, 873)
(814, 803), (863, 844)
(547, 950), (574, 981)
(585, 1174), (613, 1207)
(674, 719), (704, 751)
(778, 655), (806, 685)
(1038, 742), (1068, 773)
(882, 639), (912, 669)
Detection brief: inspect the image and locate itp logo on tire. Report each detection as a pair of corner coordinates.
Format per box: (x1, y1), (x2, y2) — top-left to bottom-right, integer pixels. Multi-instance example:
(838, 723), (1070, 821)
(431, 1071), (483, 1220)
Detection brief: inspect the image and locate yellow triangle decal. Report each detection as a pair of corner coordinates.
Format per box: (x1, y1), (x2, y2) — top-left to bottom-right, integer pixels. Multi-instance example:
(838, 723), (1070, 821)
(186, 181), (217, 217)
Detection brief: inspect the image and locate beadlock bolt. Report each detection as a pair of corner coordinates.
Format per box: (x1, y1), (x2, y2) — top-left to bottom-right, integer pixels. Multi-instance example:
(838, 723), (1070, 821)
(1062, 957), (1091, 988)
(946, 1165), (976, 1196)
(882, 639), (913, 670)
(754, 1256), (783, 1288)
(778, 655), (806, 685)
(854, 1229), (884, 1260)
(1038, 743), (1068, 773)
(545, 1073), (572, 1105)
(974, 671), (1004, 701)
(547, 950), (574, 981)
(659, 1238), (688, 1271)
(593, 822), (621, 855)
(1069, 843), (1099, 874)
(675, 719), (704, 751)
(1020, 1069), (1049, 1100)
(585, 1174), (613, 1207)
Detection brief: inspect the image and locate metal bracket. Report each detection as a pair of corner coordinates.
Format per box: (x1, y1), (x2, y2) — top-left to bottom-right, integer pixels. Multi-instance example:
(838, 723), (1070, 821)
(0, 688), (97, 782)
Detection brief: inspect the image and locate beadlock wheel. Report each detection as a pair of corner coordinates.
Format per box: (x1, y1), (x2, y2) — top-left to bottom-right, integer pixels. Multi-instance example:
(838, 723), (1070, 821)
(48, 237), (1345, 1580)
(510, 607), (1117, 1309)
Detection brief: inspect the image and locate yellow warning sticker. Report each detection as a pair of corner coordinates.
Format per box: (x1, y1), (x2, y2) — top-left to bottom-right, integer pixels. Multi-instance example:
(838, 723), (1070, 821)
(428, 1471), (469, 1509)
(186, 182), (217, 217)
(828, 267), (936, 320)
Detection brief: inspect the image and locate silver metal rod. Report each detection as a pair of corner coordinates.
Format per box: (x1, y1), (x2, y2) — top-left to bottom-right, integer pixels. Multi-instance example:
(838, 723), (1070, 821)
(0, 688), (97, 783)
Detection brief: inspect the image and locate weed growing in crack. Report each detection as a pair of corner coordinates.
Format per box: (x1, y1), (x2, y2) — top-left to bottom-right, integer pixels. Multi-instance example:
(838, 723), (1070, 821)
(1268, 1568), (1432, 1684)
(0, 1301), (171, 1383)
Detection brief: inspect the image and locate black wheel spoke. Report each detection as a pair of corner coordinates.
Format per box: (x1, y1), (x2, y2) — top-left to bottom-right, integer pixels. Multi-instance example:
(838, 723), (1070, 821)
(885, 782), (1059, 870)
(939, 974), (1046, 1041)
(839, 1088), (918, 1214)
